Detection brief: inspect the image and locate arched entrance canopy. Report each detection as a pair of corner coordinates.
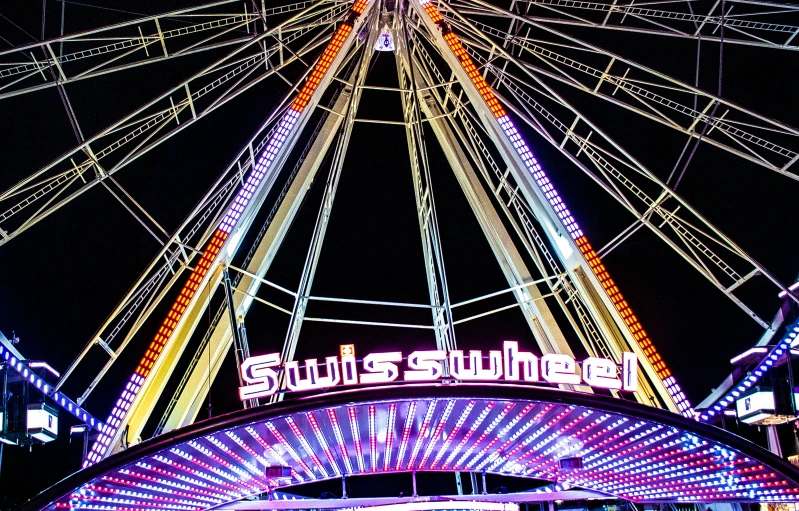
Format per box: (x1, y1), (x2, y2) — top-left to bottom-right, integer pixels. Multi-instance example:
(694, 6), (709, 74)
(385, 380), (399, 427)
(26, 384), (799, 510)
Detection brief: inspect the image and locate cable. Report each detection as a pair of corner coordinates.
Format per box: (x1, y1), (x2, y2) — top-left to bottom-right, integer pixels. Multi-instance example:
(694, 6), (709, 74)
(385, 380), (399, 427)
(206, 273), (212, 419)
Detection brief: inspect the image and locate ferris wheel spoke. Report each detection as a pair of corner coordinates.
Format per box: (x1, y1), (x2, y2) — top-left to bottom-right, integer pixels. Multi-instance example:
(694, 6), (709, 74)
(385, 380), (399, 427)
(427, 3), (799, 326)
(453, 0), (799, 50)
(0, 3), (348, 249)
(446, 3), (799, 179)
(443, 4), (799, 181)
(459, 44), (792, 327)
(409, 32), (643, 379)
(0, 0), (338, 100)
(57, 51), (338, 398)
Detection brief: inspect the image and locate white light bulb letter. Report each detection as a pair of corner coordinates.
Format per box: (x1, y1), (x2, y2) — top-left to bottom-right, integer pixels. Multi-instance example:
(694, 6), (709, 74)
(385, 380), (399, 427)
(502, 341), (539, 382)
(622, 352), (639, 392)
(404, 350), (446, 381)
(450, 350), (503, 380)
(239, 353), (281, 400)
(285, 356), (341, 391)
(582, 357), (621, 389)
(541, 354), (580, 385)
(360, 352), (402, 384)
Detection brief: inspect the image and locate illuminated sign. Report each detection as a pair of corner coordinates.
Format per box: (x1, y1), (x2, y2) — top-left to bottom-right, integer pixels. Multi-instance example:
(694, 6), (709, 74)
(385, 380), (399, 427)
(239, 341), (639, 401)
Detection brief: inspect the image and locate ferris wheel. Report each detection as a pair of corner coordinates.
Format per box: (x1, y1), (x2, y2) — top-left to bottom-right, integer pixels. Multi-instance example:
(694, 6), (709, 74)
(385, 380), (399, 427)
(2, 0), (799, 506)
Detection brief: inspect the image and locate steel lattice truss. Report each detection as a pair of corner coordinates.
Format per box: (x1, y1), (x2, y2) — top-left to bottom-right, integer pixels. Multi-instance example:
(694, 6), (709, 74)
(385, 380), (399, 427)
(3, 0), (799, 506)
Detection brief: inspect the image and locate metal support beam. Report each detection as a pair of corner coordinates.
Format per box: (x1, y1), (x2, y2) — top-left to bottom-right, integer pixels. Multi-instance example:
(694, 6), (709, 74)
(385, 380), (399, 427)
(158, 68), (358, 433)
(396, 9), (458, 352)
(410, 0), (678, 412)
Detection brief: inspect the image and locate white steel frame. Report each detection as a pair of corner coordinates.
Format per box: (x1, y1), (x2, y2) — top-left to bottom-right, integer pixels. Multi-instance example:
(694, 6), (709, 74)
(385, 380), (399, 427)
(3, 0), (798, 462)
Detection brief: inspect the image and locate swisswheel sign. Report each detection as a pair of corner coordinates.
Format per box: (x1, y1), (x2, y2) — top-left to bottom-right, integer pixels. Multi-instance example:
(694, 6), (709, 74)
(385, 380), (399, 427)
(238, 341), (639, 400)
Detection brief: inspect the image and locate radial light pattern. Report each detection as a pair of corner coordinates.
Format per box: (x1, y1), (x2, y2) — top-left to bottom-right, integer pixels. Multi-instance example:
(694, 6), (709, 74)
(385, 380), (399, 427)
(40, 387), (799, 511)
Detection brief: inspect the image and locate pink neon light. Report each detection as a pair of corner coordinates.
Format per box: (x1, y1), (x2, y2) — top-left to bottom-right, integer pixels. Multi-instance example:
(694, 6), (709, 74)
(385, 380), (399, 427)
(441, 402), (495, 470)
(307, 412), (341, 476)
(136, 462), (238, 499)
(187, 441), (256, 486)
(369, 405), (378, 472)
(468, 403), (535, 470)
(244, 426), (303, 482)
(348, 407), (365, 473)
(170, 448), (260, 492)
(407, 401), (438, 469)
(117, 469), (221, 500)
(286, 416), (329, 477)
(418, 401), (456, 469)
(430, 400), (476, 470)
(101, 475), (221, 505)
(328, 409), (354, 474)
(395, 401), (417, 470)
(490, 403), (557, 472)
(453, 403), (515, 469)
(384, 403), (398, 472)
(266, 422), (316, 479)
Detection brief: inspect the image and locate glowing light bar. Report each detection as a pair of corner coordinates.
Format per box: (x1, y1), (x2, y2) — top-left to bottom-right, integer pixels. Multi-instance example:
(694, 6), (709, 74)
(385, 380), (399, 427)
(700, 320), (799, 421)
(441, 402), (494, 470)
(348, 407), (365, 473)
(291, 25), (352, 112)
(368, 405), (378, 472)
(287, 416), (329, 477)
(417, 0), (690, 416)
(383, 403), (397, 471)
(0, 343), (103, 431)
(87, 0), (371, 466)
(430, 400), (475, 469)
(469, 403), (535, 470)
(307, 412), (341, 476)
(419, 400), (455, 469)
(407, 401), (438, 469)
(244, 426), (298, 481)
(395, 401), (417, 470)
(266, 421), (316, 480)
(328, 409), (354, 474)
(187, 441), (254, 483)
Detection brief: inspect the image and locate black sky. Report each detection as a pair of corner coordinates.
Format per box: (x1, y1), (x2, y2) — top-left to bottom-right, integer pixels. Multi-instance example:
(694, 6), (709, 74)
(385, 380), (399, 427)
(0, 0), (798, 507)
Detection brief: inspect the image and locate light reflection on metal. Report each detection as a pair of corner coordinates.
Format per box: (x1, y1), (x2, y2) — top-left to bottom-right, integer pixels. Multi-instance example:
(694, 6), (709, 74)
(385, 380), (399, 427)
(416, 0), (690, 416)
(41, 387), (799, 510)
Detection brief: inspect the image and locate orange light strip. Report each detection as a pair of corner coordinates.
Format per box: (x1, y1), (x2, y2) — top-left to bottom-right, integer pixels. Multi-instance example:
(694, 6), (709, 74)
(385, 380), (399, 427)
(422, 2), (443, 23)
(442, 33), (505, 118)
(575, 237), (669, 378)
(352, 0), (369, 14)
(88, 1), (371, 466)
(136, 230), (229, 377)
(420, 0), (690, 415)
(291, 24), (353, 112)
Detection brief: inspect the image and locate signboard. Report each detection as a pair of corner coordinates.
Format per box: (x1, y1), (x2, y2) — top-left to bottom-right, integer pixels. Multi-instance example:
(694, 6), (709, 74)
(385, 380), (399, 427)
(239, 341), (639, 401)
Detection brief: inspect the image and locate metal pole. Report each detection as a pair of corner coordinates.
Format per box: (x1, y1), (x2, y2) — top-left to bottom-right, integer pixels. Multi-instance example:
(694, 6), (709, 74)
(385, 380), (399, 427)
(82, 428), (89, 463)
(342, 474), (347, 499)
(481, 470), (487, 495)
(223, 267), (258, 409)
(223, 270), (247, 383)
(455, 472), (464, 495)
(412, 470), (418, 497)
(470, 472), (478, 495)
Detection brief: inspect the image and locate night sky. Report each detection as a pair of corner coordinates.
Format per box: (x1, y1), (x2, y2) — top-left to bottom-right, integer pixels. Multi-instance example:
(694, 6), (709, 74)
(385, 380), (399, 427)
(1, 0), (798, 508)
